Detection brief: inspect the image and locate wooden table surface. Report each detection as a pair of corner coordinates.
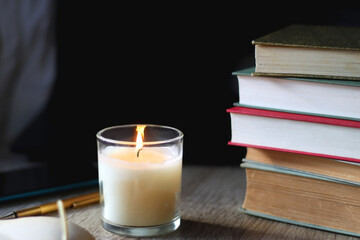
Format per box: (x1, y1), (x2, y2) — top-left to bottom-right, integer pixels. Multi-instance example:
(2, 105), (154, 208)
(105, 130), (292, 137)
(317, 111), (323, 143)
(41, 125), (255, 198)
(0, 165), (358, 240)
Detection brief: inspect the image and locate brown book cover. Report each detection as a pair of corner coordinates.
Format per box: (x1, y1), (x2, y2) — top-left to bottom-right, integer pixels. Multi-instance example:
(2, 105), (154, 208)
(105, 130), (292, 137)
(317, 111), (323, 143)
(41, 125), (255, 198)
(241, 167), (360, 237)
(245, 147), (360, 184)
(252, 24), (360, 51)
(252, 24), (360, 80)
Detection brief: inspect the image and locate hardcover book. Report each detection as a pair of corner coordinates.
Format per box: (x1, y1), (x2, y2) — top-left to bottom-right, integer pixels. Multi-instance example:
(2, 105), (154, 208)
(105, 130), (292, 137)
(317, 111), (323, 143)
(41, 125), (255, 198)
(252, 24), (360, 80)
(240, 159), (360, 237)
(233, 67), (360, 120)
(227, 106), (360, 163)
(245, 147), (360, 186)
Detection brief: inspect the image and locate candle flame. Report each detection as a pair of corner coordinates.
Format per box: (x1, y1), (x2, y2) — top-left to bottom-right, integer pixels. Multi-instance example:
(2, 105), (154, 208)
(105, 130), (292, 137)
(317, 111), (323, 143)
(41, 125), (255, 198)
(136, 125), (146, 155)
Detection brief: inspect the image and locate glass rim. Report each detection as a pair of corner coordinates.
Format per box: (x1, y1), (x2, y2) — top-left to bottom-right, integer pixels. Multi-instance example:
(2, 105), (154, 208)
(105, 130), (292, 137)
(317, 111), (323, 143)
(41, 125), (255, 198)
(96, 124), (184, 146)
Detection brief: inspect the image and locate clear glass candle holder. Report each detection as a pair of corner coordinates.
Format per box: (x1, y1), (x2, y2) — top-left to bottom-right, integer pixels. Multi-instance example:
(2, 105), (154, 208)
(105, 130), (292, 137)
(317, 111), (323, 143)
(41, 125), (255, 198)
(96, 124), (183, 237)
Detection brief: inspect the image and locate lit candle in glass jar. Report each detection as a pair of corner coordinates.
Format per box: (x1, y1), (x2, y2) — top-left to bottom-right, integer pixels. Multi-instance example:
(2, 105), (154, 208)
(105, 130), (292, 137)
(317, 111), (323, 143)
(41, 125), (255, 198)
(97, 124), (183, 237)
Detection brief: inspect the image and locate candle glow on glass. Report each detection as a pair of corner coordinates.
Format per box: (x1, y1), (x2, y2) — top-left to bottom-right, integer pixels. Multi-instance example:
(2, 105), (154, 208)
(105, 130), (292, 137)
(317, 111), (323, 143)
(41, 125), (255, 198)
(97, 124), (183, 229)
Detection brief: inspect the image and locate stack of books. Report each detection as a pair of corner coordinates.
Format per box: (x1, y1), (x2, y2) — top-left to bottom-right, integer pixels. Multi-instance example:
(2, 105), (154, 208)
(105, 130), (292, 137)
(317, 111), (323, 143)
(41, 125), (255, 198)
(227, 24), (360, 237)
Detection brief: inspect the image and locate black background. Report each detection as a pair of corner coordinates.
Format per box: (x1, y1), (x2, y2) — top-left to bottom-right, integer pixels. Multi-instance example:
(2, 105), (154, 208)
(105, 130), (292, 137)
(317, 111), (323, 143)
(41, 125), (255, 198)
(14, 3), (360, 170)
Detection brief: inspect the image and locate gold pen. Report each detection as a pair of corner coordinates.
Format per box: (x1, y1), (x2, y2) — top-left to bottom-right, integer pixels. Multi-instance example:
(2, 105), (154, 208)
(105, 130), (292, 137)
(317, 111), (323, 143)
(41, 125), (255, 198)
(0, 191), (100, 219)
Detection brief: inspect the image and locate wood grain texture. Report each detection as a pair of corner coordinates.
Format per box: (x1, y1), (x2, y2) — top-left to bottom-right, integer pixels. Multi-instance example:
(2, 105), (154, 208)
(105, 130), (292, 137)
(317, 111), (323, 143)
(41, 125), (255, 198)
(0, 165), (358, 239)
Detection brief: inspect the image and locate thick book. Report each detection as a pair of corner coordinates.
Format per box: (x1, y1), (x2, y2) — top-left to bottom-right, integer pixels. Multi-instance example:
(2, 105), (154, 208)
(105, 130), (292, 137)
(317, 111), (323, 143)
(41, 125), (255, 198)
(227, 106), (360, 163)
(233, 67), (360, 120)
(252, 24), (360, 80)
(245, 147), (360, 186)
(240, 160), (360, 237)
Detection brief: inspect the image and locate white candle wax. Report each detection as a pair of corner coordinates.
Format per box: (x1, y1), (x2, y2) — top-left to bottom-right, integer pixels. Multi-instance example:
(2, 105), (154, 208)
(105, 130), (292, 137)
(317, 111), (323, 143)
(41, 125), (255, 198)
(98, 146), (182, 227)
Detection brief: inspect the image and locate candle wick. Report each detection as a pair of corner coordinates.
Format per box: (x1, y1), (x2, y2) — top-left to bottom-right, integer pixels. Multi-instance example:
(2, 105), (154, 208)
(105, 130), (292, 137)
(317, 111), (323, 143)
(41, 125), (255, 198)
(137, 149), (142, 158)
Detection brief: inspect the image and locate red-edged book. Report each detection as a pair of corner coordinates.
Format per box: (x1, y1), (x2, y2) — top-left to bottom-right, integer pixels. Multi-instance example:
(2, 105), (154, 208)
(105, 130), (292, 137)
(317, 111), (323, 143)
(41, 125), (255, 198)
(227, 106), (360, 163)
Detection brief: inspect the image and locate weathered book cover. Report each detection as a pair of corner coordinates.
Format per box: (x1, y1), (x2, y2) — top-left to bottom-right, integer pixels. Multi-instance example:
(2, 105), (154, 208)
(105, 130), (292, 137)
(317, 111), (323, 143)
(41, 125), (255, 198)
(240, 161), (360, 237)
(239, 208), (360, 237)
(252, 24), (360, 80)
(252, 24), (360, 50)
